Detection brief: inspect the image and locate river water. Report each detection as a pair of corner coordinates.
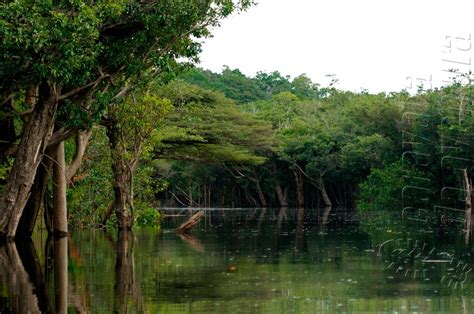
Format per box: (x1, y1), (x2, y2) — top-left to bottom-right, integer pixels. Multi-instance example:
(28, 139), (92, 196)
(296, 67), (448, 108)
(0, 208), (473, 313)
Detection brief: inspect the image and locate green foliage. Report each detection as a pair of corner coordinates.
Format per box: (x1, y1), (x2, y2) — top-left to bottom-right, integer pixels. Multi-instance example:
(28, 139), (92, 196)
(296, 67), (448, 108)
(68, 127), (112, 228)
(0, 158), (13, 194)
(357, 161), (429, 212)
(358, 161), (406, 212)
(180, 67), (326, 104)
(154, 80), (273, 164)
(135, 200), (161, 228)
(340, 134), (394, 182)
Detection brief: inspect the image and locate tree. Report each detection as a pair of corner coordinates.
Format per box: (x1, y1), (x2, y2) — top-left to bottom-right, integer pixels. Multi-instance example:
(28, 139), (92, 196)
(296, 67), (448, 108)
(103, 91), (171, 229)
(0, 0), (253, 239)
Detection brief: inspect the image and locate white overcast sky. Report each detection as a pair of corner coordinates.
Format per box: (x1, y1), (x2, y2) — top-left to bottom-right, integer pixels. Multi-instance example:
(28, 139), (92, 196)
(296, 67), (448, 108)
(199, 0), (474, 93)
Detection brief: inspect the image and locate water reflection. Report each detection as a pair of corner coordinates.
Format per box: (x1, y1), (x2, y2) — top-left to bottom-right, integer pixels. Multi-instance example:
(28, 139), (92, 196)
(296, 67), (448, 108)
(53, 237), (68, 314)
(0, 241), (43, 313)
(114, 230), (144, 313)
(0, 208), (473, 313)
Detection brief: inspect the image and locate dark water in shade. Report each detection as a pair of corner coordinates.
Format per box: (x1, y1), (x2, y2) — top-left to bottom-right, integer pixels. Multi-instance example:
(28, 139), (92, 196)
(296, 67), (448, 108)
(1, 207), (474, 313)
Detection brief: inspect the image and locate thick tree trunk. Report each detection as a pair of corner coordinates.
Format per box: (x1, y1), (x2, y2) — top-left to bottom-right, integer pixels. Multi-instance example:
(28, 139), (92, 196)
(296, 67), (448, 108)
(293, 168), (305, 208)
(275, 184), (288, 207)
(52, 141), (68, 236)
(16, 150), (53, 238)
(319, 177), (332, 208)
(16, 130), (87, 238)
(0, 83), (59, 240)
(106, 122), (134, 230)
(112, 161), (134, 230)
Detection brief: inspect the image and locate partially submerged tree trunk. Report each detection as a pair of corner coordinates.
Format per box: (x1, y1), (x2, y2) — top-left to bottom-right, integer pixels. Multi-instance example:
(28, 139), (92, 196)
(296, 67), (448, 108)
(255, 180), (267, 208)
(250, 171), (267, 207)
(16, 151), (53, 238)
(16, 129), (88, 238)
(52, 141), (68, 236)
(0, 83), (59, 240)
(177, 211), (204, 234)
(319, 177), (332, 208)
(112, 158), (134, 230)
(106, 121), (135, 230)
(275, 185), (288, 208)
(293, 167), (305, 208)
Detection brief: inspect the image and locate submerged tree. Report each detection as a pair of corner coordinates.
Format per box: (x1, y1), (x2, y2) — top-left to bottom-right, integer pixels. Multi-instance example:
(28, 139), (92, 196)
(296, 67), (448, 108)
(103, 91), (171, 229)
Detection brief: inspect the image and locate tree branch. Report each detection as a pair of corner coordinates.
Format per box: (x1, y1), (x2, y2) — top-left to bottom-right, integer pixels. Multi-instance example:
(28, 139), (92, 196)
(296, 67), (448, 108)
(47, 127), (81, 148)
(58, 74), (109, 101)
(66, 130), (92, 181)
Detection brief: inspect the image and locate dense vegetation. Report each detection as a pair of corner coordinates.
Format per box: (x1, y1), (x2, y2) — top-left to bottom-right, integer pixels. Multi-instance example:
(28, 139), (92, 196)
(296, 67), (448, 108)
(0, 0), (253, 238)
(1, 1), (473, 236)
(56, 67), (474, 230)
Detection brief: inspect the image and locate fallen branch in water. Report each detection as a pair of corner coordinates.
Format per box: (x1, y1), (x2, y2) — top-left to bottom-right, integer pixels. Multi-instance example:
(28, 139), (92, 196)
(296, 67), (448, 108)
(176, 211), (204, 234)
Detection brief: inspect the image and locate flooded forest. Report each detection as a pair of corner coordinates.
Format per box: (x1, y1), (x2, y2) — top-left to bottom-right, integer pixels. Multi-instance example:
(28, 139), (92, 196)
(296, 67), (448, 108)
(1, 1), (474, 313)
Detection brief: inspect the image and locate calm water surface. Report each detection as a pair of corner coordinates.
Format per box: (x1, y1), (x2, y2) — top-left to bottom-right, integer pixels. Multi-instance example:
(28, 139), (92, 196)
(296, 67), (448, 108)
(1, 208), (474, 313)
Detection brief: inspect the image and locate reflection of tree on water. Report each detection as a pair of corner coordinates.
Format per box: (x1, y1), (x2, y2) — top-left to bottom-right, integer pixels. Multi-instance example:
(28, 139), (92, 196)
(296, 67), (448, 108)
(0, 241), (44, 313)
(0, 235), (95, 313)
(319, 206), (332, 234)
(114, 230), (144, 313)
(178, 232), (205, 253)
(53, 236), (68, 313)
(16, 239), (52, 312)
(295, 207), (305, 251)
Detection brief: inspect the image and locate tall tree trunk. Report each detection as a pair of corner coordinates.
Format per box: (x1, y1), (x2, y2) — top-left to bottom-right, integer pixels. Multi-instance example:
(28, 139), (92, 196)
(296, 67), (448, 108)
(106, 122), (134, 230)
(17, 129), (86, 238)
(255, 180), (267, 208)
(0, 83), (59, 240)
(319, 177), (332, 208)
(293, 167), (305, 208)
(275, 184), (288, 207)
(16, 150), (53, 238)
(52, 141), (68, 236)
(112, 158), (134, 230)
